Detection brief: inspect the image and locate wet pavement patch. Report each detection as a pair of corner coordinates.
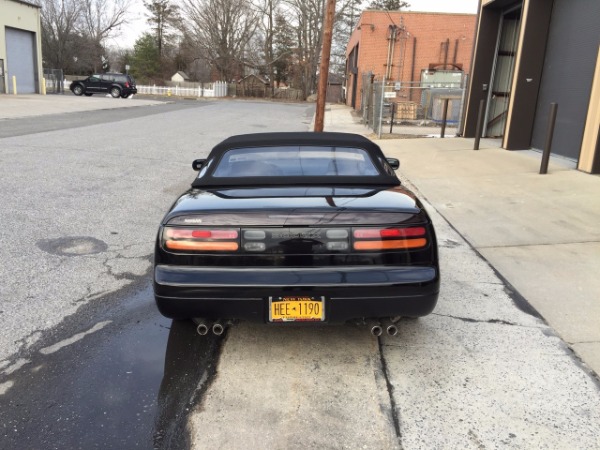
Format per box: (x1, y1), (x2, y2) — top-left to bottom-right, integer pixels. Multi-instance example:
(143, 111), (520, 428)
(0, 283), (223, 449)
(37, 236), (108, 256)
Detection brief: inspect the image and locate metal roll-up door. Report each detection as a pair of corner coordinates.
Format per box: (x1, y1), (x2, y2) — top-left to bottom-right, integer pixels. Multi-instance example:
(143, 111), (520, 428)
(531, 0), (600, 161)
(6, 27), (37, 94)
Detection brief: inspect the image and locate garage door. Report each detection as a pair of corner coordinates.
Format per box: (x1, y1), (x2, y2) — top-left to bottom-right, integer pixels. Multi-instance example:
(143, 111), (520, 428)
(531, 0), (600, 160)
(6, 27), (37, 94)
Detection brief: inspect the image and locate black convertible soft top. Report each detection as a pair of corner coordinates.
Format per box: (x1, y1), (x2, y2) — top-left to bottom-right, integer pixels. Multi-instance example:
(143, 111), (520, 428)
(192, 132), (401, 188)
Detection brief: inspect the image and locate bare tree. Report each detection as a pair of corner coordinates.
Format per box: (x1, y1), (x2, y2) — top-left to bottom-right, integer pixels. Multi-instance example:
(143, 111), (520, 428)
(330, 0), (362, 76)
(181, 0), (259, 81)
(80, 0), (130, 43)
(37, 0), (81, 71)
(37, 0), (133, 73)
(284, 0), (326, 99)
(252, 0), (281, 95)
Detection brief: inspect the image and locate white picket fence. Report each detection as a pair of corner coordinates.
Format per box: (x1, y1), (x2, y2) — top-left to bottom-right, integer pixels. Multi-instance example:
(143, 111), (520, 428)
(136, 81), (228, 98)
(62, 80), (228, 98)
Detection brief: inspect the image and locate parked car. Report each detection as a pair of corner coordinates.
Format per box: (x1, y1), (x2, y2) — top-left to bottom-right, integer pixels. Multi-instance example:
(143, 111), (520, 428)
(153, 132), (439, 334)
(69, 73), (137, 98)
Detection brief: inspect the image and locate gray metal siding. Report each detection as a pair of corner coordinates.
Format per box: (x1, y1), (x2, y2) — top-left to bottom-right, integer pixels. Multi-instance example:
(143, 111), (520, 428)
(531, 0), (600, 160)
(5, 27), (37, 94)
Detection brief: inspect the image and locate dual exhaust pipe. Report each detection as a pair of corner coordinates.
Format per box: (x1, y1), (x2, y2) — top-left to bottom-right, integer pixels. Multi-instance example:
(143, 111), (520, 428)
(195, 319), (226, 336)
(368, 319), (398, 337)
(195, 318), (398, 337)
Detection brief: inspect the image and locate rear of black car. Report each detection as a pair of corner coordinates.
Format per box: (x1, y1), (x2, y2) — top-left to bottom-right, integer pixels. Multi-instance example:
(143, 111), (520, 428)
(153, 188), (439, 323)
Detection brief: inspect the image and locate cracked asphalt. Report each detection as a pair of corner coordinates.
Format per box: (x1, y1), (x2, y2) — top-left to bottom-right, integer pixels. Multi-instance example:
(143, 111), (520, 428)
(1, 99), (599, 449)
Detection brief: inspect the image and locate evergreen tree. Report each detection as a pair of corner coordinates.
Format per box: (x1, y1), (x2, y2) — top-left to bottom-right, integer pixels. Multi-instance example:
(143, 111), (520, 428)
(130, 33), (161, 82)
(367, 0), (409, 10)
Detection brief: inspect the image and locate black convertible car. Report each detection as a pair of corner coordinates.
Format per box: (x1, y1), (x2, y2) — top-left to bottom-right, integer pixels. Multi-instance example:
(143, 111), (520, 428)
(154, 132), (439, 334)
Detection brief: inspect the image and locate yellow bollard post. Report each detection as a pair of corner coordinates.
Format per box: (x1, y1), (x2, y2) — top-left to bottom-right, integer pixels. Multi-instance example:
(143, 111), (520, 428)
(42, 78), (47, 95)
(12, 75), (17, 95)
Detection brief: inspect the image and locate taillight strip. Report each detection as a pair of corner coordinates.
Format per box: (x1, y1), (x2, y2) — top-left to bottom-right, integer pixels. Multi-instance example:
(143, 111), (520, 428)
(354, 238), (427, 251)
(165, 241), (239, 251)
(165, 229), (238, 239)
(163, 227), (240, 252)
(353, 227), (426, 239)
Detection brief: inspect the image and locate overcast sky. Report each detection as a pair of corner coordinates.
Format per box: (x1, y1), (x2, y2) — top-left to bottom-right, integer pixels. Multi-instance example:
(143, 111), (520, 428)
(110, 0), (480, 49)
(406, 0), (479, 14)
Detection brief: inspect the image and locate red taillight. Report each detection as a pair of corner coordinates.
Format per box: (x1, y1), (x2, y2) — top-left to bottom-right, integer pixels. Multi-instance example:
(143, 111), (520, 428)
(352, 227), (427, 251)
(191, 230), (238, 239)
(163, 228), (239, 252)
(125, 82), (130, 88)
(353, 227), (426, 239)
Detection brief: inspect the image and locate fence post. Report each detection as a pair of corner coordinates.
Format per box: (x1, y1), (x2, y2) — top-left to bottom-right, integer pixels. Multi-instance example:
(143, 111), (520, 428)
(389, 102), (396, 134)
(377, 78), (386, 138)
(474, 99), (486, 150)
(440, 99), (449, 138)
(540, 103), (558, 175)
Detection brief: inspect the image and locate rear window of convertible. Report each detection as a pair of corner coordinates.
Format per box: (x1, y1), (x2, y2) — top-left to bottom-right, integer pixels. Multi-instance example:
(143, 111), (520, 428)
(211, 146), (380, 177)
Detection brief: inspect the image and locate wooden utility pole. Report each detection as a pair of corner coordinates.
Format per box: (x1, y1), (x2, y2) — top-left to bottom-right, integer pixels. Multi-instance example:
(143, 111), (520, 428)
(313, 0), (337, 132)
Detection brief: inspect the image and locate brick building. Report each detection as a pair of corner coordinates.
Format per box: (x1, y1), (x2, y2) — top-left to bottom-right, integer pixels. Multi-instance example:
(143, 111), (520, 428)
(345, 11), (477, 110)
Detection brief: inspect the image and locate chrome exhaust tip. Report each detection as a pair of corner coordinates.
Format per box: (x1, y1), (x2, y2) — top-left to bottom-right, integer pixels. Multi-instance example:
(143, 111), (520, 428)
(195, 319), (209, 336)
(382, 319), (398, 336)
(367, 320), (383, 337)
(212, 320), (225, 336)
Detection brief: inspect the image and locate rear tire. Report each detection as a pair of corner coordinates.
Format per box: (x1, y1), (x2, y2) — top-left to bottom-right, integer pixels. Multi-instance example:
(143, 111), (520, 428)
(110, 87), (121, 98)
(72, 85), (84, 96)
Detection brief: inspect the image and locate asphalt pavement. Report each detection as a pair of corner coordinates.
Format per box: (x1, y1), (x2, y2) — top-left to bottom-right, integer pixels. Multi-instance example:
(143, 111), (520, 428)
(322, 103), (600, 377)
(1, 95), (599, 449)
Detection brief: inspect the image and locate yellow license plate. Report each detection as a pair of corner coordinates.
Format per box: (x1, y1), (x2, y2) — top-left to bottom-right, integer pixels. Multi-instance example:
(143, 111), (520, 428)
(269, 296), (325, 322)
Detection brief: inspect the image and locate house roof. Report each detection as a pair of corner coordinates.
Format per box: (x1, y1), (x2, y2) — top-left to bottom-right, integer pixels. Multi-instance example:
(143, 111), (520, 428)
(239, 74), (269, 85)
(174, 71), (190, 80)
(8, 0), (41, 8)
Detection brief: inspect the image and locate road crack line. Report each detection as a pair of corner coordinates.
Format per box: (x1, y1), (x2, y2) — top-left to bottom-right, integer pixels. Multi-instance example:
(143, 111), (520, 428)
(378, 337), (403, 449)
(432, 313), (541, 328)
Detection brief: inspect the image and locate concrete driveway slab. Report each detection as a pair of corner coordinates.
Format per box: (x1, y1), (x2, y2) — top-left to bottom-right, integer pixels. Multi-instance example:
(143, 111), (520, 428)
(479, 242), (600, 343)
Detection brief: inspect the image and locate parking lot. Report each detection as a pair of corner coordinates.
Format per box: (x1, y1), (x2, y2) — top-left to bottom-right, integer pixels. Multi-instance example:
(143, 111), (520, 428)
(0, 95), (599, 449)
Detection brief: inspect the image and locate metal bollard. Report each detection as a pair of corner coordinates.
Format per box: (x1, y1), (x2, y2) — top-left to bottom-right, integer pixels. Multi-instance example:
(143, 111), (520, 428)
(474, 99), (485, 150)
(440, 99), (449, 138)
(540, 103), (558, 174)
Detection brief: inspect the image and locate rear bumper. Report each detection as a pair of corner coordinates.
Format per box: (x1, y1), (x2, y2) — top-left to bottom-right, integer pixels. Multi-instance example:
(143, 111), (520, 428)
(154, 265), (440, 322)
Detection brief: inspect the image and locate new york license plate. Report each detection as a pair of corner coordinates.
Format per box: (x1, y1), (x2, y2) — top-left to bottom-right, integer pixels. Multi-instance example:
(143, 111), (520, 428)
(269, 296), (326, 322)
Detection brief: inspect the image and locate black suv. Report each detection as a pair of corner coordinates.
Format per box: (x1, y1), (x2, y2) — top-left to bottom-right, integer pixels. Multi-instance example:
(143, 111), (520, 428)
(70, 73), (137, 98)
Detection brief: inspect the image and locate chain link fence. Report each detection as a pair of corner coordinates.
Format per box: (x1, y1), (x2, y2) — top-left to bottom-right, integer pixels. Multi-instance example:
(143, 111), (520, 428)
(43, 69), (64, 94)
(360, 73), (469, 138)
